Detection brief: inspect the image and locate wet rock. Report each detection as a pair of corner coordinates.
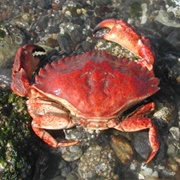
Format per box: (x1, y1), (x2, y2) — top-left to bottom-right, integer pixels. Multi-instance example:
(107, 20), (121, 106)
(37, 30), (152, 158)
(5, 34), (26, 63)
(123, 170), (138, 180)
(0, 68), (11, 89)
(133, 132), (153, 161)
(60, 165), (71, 177)
(169, 126), (180, 142)
(62, 0), (83, 17)
(81, 41), (93, 52)
(93, 6), (106, 17)
(165, 28), (180, 50)
(139, 164), (159, 179)
(130, 2), (142, 18)
(140, 3), (148, 24)
(0, 26), (26, 68)
(78, 143), (119, 179)
(153, 98), (177, 126)
(167, 126), (180, 159)
(50, 176), (65, 180)
(110, 135), (133, 164)
(133, 131), (165, 164)
(167, 158), (180, 174)
(57, 34), (72, 54)
(70, 29), (85, 43)
(0, 4), (15, 21)
(35, 15), (49, 31)
(71, 17), (85, 26)
(1, 0), (180, 179)
(156, 10), (180, 27)
(66, 172), (79, 180)
(60, 145), (83, 162)
(46, 38), (59, 48)
(87, 16), (102, 29)
(47, 24), (60, 34)
(51, 0), (65, 10)
(37, 0), (52, 9)
(94, 0), (111, 5)
(64, 126), (100, 143)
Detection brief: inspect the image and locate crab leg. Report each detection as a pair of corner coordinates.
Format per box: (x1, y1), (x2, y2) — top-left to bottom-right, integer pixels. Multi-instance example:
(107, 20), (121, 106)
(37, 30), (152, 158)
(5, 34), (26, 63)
(27, 89), (79, 147)
(93, 19), (154, 71)
(80, 103), (159, 164)
(127, 102), (155, 118)
(31, 121), (79, 147)
(107, 116), (159, 164)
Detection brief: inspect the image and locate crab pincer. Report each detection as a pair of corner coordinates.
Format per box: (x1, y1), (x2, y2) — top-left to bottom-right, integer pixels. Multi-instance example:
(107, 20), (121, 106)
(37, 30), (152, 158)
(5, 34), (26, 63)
(93, 18), (155, 71)
(11, 44), (46, 97)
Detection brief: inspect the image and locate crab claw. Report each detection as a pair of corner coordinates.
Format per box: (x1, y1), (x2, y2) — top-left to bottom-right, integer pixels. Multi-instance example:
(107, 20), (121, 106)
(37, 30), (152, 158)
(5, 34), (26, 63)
(93, 19), (155, 71)
(11, 44), (46, 97)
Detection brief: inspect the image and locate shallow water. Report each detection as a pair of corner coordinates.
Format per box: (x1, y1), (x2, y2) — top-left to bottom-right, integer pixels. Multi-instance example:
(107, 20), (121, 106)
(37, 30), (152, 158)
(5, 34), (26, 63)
(0, 0), (180, 179)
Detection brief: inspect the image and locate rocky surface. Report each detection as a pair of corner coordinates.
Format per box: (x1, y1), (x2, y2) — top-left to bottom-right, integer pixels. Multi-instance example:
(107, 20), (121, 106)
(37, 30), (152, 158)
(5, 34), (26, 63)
(0, 0), (180, 179)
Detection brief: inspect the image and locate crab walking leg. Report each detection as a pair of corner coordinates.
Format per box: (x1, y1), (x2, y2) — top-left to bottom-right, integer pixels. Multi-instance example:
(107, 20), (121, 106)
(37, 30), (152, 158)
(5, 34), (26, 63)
(129, 102), (155, 117)
(31, 119), (79, 147)
(107, 117), (160, 164)
(27, 90), (79, 147)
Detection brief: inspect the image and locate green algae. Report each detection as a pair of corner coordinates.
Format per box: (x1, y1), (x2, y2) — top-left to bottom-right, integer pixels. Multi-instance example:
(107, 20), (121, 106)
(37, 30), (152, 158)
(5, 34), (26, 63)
(0, 90), (39, 179)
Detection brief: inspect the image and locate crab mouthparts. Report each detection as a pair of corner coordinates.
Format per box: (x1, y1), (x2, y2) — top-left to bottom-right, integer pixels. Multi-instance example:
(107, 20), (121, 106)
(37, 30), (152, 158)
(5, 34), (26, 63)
(93, 27), (110, 38)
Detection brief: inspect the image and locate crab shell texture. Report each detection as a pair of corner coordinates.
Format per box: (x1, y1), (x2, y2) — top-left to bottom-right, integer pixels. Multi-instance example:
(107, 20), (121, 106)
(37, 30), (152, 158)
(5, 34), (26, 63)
(32, 50), (159, 121)
(11, 18), (161, 164)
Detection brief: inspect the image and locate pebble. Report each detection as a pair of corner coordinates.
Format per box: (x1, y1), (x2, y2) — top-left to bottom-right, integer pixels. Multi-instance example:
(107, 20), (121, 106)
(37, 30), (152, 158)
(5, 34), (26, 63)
(133, 132), (151, 161)
(63, 126), (101, 143)
(166, 158), (180, 173)
(0, 69), (11, 89)
(60, 145), (83, 162)
(81, 41), (93, 52)
(70, 29), (85, 43)
(1, 0), (180, 179)
(57, 34), (72, 54)
(0, 26), (25, 67)
(138, 164), (161, 180)
(156, 10), (180, 27)
(94, 0), (111, 5)
(51, 0), (65, 10)
(169, 126), (180, 141)
(140, 3), (148, 24)
(110, 135), (133, 164)
(153, 98), (177, 126)
(46, 37), (59, 48)
(167, 126), (180, 160)
(78, 143), (118, 179)
(66, 172), (79, 180)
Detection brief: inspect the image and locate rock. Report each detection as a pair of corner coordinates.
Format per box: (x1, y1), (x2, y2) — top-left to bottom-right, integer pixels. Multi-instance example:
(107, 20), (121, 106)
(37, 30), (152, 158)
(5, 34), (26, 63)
(57, 34), (72, 54)
(70, 29), (85, 43)
(153, 99), (177, 126)
(0, 68), (11, 89)
(81, 41), (92, 52)
(133, 132), (152, 161)
(78, 143), (118, 179)
(156, 10), (180, 27)
(110, 135), (133, 164)
(61, 145), (83, 162)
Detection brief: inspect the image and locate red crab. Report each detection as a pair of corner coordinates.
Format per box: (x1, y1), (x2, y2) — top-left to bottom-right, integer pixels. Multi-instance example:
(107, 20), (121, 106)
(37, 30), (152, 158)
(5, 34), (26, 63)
(11, 19), (160, 164)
